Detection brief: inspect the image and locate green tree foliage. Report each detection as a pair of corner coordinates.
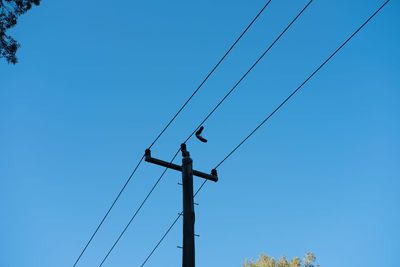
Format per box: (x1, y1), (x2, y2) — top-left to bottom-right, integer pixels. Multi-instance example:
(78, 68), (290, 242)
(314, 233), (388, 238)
(243, 252), (319, 267)
(0, 0), (41, 64)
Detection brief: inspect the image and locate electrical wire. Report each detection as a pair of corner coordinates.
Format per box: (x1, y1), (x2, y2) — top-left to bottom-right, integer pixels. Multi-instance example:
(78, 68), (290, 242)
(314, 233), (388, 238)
(140, 180), (207, 267)
(73, 1), (272, 265)
(99, 140), (200, 265)
(138, 0), (391, 264)
(214, 0), (391, 169)
(97, 0), (311, 263)
(184, 0), (313, 144)
(132, 0), (315, 264)
(148, 0), (273, 150)
(73, 155), (144, 267)
(98, 149), (180, 267)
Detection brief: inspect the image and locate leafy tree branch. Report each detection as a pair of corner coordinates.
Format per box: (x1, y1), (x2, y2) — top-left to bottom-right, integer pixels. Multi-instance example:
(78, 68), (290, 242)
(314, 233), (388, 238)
(0, 0), (41, 64)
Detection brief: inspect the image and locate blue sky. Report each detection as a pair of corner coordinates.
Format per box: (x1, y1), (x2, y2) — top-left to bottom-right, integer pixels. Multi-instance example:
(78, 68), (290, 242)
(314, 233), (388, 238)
(1, 0), (399, 266)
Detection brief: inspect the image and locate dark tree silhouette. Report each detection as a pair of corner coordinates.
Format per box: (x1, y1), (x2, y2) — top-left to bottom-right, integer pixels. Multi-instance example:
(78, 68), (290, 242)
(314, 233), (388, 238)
(0, 0), (41, 64)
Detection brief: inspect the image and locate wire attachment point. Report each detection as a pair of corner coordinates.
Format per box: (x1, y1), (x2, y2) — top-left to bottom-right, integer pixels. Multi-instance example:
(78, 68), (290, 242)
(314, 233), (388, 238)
(181, 143), (190, 157)
(145, 149), (151, 159)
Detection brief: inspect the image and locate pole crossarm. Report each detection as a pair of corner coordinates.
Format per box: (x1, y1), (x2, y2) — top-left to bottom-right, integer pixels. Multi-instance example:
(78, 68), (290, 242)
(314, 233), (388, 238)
(144, 144), (218, 267)
(144, 149), (218, 182)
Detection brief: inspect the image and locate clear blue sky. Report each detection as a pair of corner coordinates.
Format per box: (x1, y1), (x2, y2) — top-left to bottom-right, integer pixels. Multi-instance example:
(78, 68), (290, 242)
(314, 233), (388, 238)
(1, 0), (399, 266)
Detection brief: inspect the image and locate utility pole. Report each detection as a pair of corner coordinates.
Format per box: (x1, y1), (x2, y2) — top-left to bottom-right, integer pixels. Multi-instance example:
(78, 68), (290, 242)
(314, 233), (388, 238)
(144, 144), (218, 267)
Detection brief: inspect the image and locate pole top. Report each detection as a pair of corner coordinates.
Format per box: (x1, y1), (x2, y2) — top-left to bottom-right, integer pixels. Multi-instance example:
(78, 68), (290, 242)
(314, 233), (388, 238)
(181, 143), (187, 152)
(181, 143), (190, 158)
(145, 148), (151, 159)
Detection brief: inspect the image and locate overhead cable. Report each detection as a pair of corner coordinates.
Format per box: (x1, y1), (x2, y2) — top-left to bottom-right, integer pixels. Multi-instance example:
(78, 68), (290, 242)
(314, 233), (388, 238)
(215, 0), (391, 169)
(139, 0), (391, 263)
(184, 0), (313, 144)
(139, 0), (316, 264)
(97, 1), (311, 264)
(73, 1), (272, 265)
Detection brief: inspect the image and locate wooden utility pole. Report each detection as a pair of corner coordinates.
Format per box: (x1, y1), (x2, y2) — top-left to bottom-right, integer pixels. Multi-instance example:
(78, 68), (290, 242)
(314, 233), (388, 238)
(144, 144), (218, 267)
(181, 145), (195, 267)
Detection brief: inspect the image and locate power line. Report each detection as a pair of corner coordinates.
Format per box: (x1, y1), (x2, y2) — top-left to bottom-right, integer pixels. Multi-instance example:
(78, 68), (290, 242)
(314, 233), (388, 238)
(98, 149), (180, 267)
(214, 0), (391, 169)
(93, 2), (277, 265)
(99, 141), (202, 265)
(184, 0), (313, 144)
(73, 155), (144, 267)
(138, 0), (391, 263)
(148, 0), (273, 149)
(138, 1), (315, 264)
(73, 1), (272, 265)
(140, 180), (207, 267)
(97, 1), (311, 264)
